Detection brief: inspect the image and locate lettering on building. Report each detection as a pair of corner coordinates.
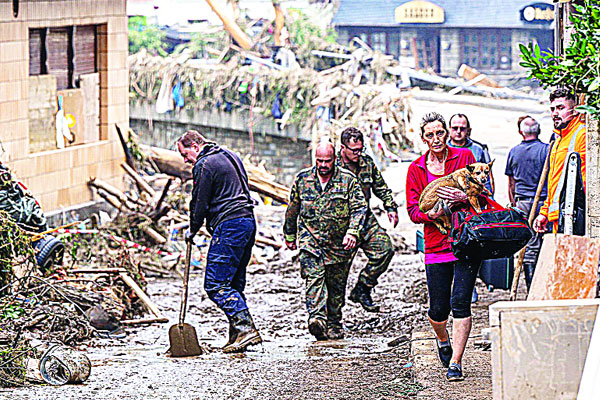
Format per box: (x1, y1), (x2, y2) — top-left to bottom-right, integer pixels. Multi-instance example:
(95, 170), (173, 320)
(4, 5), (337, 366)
(395, 0), (445, 24)
(521, 3), (554, 23)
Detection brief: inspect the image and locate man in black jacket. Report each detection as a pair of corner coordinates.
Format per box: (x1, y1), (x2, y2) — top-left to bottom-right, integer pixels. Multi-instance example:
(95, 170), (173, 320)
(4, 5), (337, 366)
(177, 130), (262, 353)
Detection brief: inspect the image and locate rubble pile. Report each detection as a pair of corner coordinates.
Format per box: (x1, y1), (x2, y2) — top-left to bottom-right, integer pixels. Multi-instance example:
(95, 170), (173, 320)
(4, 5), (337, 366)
(129, 38), (414, 159)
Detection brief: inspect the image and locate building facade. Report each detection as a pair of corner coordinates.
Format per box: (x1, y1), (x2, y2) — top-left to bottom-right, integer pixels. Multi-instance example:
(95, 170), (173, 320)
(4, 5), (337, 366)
(0, 0), (128, 212)
(333, 0), (554, 76)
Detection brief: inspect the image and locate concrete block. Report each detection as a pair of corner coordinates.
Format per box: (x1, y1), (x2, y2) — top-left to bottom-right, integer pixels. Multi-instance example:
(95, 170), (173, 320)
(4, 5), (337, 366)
(528, 234), (600, 301)
(490, 299), (600, 400)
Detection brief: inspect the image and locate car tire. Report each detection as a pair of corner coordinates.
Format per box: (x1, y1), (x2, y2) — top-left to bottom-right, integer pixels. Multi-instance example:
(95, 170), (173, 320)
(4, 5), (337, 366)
(35, 235), (65, 272)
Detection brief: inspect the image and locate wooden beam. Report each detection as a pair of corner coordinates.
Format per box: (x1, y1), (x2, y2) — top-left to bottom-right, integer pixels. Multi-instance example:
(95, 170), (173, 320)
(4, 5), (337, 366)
(205, 0), (253, 50)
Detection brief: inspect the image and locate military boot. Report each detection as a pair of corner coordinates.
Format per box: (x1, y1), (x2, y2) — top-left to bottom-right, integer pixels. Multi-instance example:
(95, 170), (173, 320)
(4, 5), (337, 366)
(308, 318), (328, 341)
(222, 310), (262, 353)
(327, 326), (344, 340)
(349, 282), (380, 313)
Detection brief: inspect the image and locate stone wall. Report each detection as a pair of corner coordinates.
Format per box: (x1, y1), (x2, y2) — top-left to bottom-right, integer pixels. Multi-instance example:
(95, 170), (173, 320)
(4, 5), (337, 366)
(129, 102), (312, 186)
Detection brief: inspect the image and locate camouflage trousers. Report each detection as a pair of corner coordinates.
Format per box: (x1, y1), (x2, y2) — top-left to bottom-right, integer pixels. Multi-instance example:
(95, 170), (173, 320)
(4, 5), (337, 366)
(353, 212), (394, 288)
(299, 251), (350, 329)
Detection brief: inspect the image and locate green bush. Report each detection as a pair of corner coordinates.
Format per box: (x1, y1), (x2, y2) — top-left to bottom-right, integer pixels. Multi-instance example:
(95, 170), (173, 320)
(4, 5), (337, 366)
(520, 0), (600, 117)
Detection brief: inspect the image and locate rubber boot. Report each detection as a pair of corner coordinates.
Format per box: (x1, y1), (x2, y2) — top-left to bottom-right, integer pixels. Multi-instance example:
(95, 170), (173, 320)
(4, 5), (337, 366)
(523, 263), (536, 292)
(349, 282), (380, 313)
(222, 318), (238, 349)
(308, 318), (328, 341)
(222, 310), (262, 353)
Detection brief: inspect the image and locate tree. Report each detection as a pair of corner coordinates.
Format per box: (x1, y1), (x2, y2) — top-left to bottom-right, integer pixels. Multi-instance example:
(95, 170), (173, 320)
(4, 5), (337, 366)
(520, 0), (600, 117)
(128, 16), (168, 56)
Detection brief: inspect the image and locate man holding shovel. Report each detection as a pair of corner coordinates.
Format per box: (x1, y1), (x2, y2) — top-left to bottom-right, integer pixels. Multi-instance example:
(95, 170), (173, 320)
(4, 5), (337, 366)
(177, 130), (262, 353)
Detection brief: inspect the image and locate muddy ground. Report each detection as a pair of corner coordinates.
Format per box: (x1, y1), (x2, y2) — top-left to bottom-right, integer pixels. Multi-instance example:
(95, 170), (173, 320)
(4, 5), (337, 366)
(7, 94), (541, 399)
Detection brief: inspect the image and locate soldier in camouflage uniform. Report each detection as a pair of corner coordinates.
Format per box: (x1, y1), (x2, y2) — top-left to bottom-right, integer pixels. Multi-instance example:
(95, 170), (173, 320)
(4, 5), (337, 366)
(284, 142), (368, 340)
(337, 127), (398, 313)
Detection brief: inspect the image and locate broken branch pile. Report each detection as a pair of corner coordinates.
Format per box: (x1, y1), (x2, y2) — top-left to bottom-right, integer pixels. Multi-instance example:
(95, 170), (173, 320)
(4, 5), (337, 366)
(128, 44), (414, 156)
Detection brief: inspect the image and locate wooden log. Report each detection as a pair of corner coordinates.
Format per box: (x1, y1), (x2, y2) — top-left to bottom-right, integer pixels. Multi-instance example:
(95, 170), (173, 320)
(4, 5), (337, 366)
(119, 272), (166, 319)
(121, 317), (169, 325)
(96, 189), (129, 212)
(273, 1), (284, 46)
(458, 64), (502, 88)
(70, 268), (127, 274)
(205, 0), (253, 50)
(121, 162), (157, 197)
(89, 177), (129, 205)
(140, 145), (192, 181)
(143, 226), (167, 244)
(115, 124), (135, 169)
(151, 178), (173, 222)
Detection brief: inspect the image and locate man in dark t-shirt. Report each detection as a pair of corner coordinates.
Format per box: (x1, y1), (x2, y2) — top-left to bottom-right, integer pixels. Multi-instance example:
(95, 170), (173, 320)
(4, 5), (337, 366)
(505, 116), (550, 290)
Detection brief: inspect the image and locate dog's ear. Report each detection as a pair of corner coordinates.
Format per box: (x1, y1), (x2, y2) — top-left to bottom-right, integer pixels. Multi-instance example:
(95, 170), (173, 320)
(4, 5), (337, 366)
(466, 164), (475, 173)
(488, 159), (495, 168)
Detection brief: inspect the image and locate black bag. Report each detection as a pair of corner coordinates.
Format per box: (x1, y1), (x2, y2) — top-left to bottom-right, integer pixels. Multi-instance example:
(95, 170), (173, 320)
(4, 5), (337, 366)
(479, 257), (514, 291)
(449, 197), (532, 261)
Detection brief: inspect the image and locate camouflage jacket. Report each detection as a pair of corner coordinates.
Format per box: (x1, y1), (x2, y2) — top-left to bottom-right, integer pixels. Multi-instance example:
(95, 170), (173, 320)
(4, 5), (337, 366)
(283, 166), (367, 264)
(337, 153), (398, 212)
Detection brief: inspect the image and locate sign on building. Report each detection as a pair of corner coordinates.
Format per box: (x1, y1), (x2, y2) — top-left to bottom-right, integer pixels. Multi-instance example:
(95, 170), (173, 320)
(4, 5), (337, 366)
(520, 2), (554, 24)
(395, 0), (445, 24)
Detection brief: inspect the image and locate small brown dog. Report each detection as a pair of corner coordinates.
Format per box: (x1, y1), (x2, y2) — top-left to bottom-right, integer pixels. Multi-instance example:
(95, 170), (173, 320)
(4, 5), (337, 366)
(419, 161), (494, 234)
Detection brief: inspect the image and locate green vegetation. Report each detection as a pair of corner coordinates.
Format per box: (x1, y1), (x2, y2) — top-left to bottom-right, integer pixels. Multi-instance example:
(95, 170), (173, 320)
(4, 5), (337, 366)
(520, 0), (600, 117)
(128, 16), (168, 57)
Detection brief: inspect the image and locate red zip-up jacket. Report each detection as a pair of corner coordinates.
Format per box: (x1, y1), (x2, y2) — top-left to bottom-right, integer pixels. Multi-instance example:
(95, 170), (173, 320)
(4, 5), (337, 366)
(406, 146), (476, 255)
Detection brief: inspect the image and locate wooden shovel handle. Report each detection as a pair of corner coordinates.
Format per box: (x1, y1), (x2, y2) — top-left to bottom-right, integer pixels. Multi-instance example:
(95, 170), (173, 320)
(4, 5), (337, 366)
(509, 140), (555, 300)
(179, 242), (192, 325)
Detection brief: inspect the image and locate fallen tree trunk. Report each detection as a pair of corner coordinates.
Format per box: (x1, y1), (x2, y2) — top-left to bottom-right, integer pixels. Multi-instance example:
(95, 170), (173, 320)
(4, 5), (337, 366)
(140, 145), (290, 203)
(141, 145), (193, 181)
(205, 0), (253, 50)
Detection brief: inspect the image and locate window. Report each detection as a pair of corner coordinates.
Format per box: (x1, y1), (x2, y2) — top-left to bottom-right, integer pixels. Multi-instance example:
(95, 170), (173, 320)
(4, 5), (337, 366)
(371, 32), (386, 53)
(461, 29), (512, 71)
(29, 25), (97, 89)
(28, 25), (100, 153)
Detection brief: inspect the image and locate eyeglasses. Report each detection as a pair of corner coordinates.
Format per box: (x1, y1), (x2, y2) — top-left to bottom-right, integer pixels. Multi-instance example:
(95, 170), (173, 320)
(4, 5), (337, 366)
(450, 126), (469, 132)
(343, 144), (363, 155)
(423, 130), (446, 140)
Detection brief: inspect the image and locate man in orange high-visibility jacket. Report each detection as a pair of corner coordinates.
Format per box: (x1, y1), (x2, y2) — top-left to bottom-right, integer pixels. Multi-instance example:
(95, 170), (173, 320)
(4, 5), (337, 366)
(533, 88), (586, 234)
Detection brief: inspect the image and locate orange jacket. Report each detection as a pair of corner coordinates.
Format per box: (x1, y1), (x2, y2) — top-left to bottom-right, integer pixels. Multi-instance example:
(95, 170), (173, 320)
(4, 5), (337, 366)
(539, 114), (586, 226)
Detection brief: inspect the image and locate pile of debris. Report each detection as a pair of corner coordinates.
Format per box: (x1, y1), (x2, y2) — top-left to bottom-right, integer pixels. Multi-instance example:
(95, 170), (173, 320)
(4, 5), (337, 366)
(128, 2), (415, 161)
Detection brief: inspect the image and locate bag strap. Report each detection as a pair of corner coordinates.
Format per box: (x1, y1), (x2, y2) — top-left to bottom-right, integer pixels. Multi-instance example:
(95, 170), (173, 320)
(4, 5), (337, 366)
(220, 149), (253, 204)
(463, 196), (505, 215)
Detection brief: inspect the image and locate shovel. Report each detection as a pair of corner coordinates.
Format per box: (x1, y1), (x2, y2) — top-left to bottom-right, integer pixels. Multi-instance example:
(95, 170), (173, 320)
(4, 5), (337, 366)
(168, 242), (202, 357)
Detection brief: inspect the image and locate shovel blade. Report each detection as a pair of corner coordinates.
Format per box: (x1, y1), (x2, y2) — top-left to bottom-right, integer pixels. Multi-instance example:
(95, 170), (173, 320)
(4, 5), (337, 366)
(168, 323), (202, 357)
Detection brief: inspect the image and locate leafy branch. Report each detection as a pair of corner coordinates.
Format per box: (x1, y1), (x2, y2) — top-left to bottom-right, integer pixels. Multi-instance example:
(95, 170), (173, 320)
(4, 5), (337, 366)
(519, 0), (600, 117)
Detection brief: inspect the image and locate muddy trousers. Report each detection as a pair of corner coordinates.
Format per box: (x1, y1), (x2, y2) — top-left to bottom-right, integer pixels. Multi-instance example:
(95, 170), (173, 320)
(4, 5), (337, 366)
(203, 217), (256, 318)
(299, 252), (350, 329)
(354, 214), (394, 288)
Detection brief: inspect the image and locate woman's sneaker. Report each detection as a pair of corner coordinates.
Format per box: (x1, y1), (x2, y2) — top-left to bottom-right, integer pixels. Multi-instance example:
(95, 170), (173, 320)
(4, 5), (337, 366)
(436, 330), (453, 368)
(446, 362), (464, 381)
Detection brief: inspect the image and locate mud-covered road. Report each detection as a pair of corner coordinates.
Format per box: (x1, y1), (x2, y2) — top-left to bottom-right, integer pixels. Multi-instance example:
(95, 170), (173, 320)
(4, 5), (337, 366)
(8, 94), (541, 399)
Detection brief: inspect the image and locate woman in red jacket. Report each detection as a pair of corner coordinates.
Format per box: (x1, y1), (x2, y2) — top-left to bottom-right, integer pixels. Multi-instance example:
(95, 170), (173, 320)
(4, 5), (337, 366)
(406, 112), (479, 381)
